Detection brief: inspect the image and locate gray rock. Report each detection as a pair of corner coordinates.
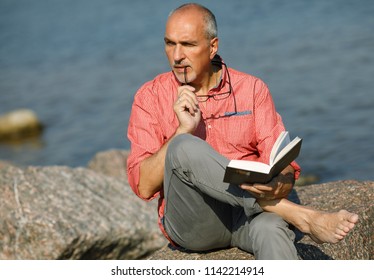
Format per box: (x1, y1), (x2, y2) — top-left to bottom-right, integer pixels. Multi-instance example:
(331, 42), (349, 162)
(87, 149), (129, 181)
(1, 148), (372, 260)
(149, 180), (373, 260)
(0, 165), (166, 259)
(87, 150), (373, 259)
(294, 180), (373, 260)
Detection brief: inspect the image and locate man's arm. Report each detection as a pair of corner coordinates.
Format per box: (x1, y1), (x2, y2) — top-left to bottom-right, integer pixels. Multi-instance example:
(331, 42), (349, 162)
(138, 141), (168, 199)
(138, 132), (179, 199)
(138, 84), (201, 199)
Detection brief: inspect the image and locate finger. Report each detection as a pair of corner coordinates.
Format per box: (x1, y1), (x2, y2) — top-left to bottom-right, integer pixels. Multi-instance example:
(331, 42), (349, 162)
(177, 86), (196, 100)
(253, 183), (273, 192)
(176, 93), (199, 112)
(178, 85), (196, 92)
(241, 184), (274, 200)
(240, 184), (261, 194)
(178, 86), (198, 101)
(176, 99), (199, 115)
(177, 93), (198, 105)
(178, 93), (198, 108)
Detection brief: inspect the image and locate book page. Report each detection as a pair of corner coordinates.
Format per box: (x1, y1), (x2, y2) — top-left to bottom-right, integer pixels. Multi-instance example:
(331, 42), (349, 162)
(227, 159), (271, 173)
(273, 137), (302, 165)
(269, 131), (290, 166)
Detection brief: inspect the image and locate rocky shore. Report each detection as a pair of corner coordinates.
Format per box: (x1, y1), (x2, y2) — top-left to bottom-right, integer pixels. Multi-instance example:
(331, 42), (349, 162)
(0, 149), (372, 260)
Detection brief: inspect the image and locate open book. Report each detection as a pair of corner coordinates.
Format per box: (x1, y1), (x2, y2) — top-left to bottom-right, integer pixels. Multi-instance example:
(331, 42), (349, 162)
(223, 131), (302, 184)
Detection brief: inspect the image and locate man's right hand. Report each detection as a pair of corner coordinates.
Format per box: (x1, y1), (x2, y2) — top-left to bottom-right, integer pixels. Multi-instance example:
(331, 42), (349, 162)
(174, 85), (201, 134)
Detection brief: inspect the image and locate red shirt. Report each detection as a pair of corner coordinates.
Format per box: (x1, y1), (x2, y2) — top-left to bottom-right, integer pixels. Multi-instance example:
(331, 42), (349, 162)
(127, 60), (300, 240)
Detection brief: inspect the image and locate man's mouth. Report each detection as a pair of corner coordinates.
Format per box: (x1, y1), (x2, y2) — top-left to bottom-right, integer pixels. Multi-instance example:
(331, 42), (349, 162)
(173, 65), (190, 84)
(174, 66), (189, 73)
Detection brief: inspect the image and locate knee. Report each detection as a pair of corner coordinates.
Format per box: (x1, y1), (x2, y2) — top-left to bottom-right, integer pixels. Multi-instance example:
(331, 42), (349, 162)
(168, 134), (198, 154)
(166, 134), (203, 166)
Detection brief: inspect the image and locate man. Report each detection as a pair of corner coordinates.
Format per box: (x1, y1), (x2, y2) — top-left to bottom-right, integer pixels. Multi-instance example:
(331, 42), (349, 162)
(127, 3), (358, 259)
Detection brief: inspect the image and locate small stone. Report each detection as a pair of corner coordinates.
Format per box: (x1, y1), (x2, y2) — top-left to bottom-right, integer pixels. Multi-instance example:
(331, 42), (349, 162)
(0, 109), (43, 141)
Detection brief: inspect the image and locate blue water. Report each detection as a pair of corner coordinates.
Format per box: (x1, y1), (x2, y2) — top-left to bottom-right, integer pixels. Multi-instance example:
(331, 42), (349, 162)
(1, 0), (374, 183)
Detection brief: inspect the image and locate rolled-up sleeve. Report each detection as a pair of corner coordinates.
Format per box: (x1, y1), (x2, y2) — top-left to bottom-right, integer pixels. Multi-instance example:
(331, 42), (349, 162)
(126, 82), (164, 200)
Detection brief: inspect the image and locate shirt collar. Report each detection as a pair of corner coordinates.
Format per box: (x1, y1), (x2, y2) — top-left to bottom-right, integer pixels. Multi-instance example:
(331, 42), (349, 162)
(211, 54), (229, 93)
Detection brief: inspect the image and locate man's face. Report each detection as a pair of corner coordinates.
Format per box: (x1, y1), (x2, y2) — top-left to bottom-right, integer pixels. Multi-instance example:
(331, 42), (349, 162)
(164, 10), (218, 86)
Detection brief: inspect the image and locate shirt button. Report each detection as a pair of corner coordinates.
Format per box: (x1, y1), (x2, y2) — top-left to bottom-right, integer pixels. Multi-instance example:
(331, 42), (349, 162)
(208, 125), (212, 129)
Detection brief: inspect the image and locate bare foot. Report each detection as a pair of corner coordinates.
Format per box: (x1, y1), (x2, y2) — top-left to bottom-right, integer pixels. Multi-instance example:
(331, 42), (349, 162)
(308, 210), (359, 244)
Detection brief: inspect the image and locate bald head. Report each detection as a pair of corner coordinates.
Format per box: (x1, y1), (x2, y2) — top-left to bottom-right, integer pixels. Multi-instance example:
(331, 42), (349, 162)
(164, 3), (219, 86)
(168, 3), (217, 40)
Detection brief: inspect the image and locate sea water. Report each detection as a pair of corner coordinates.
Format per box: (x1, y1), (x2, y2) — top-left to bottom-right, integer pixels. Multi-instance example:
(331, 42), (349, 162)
(1, 0), (373, 182)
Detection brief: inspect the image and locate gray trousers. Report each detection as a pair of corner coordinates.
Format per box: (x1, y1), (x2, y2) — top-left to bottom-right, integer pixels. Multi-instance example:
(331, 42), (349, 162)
(163, 134), (298, 260)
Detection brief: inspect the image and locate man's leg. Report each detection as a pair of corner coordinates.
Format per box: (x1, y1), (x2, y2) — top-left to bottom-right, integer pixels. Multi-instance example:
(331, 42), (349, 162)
(164, 134), (262, 216)
(163, 134), (242, 250)
(163, 134), (298, 259)
(231, 208), (298, 259)
(258, 199), (359, 244)
(163, 166), (233, 250)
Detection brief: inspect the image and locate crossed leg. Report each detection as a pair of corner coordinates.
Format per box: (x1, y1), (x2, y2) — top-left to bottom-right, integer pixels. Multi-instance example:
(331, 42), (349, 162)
(165, 134), (359, 248)
(258, 198), (359, 244)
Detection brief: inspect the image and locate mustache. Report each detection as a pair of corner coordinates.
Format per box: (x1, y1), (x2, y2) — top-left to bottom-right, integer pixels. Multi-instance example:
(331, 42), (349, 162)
(173, 63), (189, 68)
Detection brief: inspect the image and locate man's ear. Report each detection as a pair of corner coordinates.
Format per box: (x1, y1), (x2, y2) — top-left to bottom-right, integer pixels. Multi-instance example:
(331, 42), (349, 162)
(210, 37), (219, 59)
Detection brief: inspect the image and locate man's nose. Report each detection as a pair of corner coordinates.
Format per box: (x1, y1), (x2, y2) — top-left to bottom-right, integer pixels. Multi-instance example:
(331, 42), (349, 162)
(173, 44), (185, 63)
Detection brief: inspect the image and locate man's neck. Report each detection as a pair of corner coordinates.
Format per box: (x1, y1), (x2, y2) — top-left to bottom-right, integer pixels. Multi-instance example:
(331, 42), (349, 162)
(195, 65), (222, 96)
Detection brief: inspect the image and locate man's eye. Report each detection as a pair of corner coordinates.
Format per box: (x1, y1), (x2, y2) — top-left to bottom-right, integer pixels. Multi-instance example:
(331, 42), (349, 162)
(165, 41), (175, 46)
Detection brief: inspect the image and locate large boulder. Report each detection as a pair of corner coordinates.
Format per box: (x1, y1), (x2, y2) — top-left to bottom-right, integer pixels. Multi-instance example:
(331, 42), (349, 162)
(87, 150), (373, 260)
(87, 149), (129, 181)
(148, 180), (373, 260)
(1, 148), (372, 260)
(0, 164), (165, 260)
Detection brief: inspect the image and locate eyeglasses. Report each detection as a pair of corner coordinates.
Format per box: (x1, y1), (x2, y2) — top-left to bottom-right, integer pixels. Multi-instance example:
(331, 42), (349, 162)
(196, 91), (231, 102)
(198, 61), (237, 118)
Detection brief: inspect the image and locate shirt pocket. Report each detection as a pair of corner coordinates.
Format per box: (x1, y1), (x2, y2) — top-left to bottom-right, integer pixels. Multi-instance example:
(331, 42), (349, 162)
(220, 114), (256, 155)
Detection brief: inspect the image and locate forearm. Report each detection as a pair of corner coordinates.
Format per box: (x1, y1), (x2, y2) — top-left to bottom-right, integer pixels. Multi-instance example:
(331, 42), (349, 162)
(138, 146), (168, 199)
(138, 128), (187, 199)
